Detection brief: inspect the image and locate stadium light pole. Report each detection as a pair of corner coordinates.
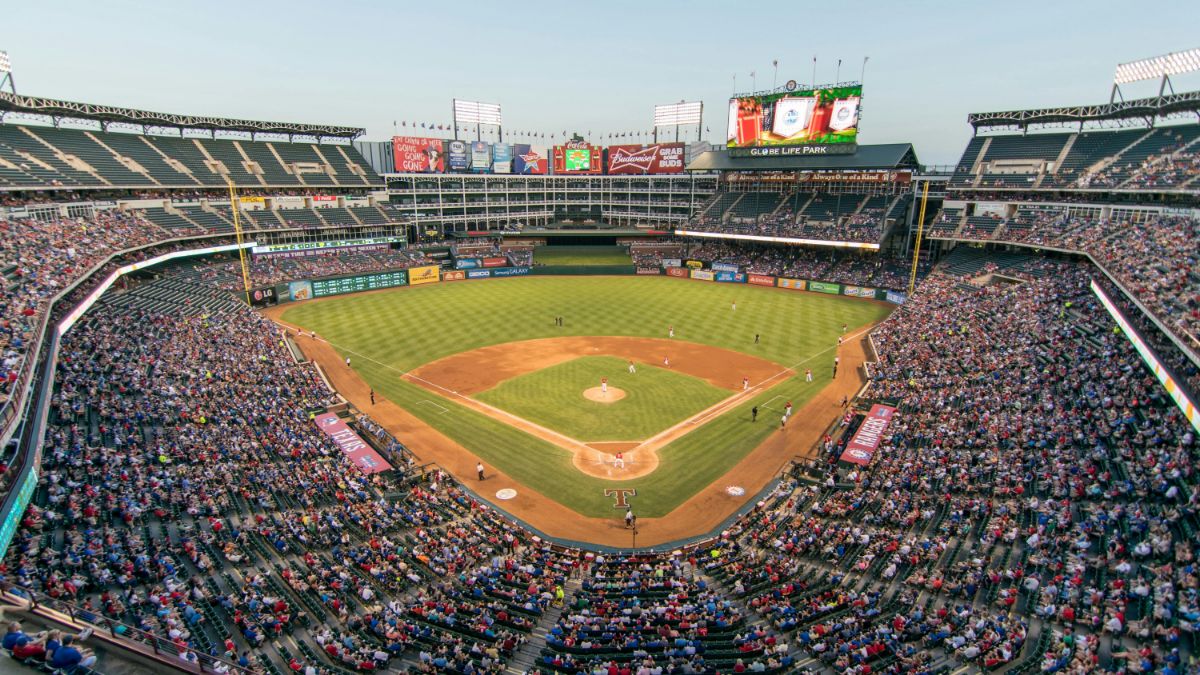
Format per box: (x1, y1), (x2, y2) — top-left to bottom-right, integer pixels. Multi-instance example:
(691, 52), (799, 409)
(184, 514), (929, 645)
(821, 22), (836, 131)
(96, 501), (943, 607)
(0, 51), (14, 94)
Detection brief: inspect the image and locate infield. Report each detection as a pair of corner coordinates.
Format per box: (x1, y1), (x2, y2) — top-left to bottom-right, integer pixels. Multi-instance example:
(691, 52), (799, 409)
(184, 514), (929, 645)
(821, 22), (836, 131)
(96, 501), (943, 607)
(474, 355), (730, 442)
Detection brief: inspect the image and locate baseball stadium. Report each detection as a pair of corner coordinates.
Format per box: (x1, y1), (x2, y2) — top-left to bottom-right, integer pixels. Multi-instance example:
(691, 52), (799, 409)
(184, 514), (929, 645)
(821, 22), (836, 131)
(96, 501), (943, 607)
(0, 5), (1198, 674)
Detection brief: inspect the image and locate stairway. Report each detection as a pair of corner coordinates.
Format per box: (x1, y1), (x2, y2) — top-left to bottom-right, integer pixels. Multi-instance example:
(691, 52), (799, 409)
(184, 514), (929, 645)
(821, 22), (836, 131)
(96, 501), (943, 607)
(503, 577), (580, 673)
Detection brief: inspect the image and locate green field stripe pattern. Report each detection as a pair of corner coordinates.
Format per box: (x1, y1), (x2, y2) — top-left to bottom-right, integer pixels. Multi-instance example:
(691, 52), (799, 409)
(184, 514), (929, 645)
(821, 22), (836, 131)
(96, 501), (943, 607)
(474, 356), (729, 441)
(281, 276), (893, 519)
(533, 245), (632, 266)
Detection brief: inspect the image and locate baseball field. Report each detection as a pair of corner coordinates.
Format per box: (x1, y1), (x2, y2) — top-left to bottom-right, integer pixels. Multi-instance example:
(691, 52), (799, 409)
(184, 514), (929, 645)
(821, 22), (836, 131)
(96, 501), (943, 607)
(276, 275), (891, 538)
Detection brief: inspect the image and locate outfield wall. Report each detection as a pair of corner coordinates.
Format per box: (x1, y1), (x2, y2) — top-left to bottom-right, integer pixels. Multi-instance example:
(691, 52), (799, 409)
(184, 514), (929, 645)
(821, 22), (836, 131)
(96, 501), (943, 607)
(267, 263), (907, 304)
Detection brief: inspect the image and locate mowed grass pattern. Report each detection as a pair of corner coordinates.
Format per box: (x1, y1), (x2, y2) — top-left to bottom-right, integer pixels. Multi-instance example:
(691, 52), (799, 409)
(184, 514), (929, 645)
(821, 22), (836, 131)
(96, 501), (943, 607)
(475, 356), (730, 441)
(533, 245), (632, 266)
(281, 276), (893, 519)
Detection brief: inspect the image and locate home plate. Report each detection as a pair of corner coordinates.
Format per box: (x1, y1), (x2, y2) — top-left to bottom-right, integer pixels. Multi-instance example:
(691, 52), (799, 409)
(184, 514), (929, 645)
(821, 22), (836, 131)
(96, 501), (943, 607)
(495, 488), (518, 500)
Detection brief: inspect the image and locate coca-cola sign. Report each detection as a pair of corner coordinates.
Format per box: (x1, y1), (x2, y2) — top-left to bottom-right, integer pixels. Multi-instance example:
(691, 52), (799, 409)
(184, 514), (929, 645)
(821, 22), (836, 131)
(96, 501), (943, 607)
(606, 143), (685, 175)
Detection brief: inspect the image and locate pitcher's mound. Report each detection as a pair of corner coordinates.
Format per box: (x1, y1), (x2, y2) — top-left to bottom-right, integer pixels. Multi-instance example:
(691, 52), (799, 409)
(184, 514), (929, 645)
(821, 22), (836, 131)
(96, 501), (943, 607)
(583, 386), (626, 403)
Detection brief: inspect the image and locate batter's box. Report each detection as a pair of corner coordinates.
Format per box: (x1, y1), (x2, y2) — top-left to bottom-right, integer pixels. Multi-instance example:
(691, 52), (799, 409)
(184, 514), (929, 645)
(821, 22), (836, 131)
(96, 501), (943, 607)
(417, 400), (449, 415)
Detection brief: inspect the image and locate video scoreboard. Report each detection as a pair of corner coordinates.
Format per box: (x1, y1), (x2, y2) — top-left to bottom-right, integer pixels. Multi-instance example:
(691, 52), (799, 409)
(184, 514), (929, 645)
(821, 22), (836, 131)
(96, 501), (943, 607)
(311, 270), (409, 298)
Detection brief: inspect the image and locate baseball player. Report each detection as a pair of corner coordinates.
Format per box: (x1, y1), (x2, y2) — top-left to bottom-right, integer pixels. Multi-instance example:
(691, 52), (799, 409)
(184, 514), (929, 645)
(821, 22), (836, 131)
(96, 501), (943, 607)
(780, 413), (788, 429)
(476, 462), (485, 481)
(668, 326), (674, 338)
(614, 452), (625, 469)
(785, 401), (793, 417)
(833, 356), (840, 377)
(601, 377), (608, 394)
(805, 369), (813, 382)
(628, 361), (636, 374)
(742, 376), (749, 391)
(345, 357), (351, 368)
(731, 300), (737, 311)
(663, 356), (670, 368)
(837, 335), (843, 346)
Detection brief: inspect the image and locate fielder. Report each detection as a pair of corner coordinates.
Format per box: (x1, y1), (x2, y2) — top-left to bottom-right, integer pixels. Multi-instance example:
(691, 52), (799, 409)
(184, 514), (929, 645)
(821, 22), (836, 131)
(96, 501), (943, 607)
(601, 377), (608, 394)
(742, 376), (749, 391)
(628, 361), (636, 374)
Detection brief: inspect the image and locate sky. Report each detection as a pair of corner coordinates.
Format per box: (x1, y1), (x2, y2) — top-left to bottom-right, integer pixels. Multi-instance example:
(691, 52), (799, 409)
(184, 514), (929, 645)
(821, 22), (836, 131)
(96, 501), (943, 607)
(3, 0), (1199, 164)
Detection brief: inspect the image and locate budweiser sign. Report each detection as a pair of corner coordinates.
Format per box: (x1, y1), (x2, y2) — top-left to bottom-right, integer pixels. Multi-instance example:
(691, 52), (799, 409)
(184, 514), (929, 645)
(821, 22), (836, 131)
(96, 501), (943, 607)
(606, 143), (685, 174)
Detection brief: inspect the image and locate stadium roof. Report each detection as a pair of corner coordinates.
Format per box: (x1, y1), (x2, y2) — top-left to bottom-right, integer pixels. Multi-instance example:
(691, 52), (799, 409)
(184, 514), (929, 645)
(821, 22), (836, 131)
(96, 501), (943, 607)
(686, 143), (920, 172)
(0, 91), (365, 139)
(968, 90), (1200, 131)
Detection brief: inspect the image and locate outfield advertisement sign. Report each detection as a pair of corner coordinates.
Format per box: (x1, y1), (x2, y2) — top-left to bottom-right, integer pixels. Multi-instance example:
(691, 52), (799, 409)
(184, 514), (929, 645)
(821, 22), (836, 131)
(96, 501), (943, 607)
(712, 262), (740, 273)
(842, 285), (876, 298)
(685, 260), (704, 270)
(839, 404), (896, 466)
(491, 266), (530, 277)
(690, 270), (715, 281)
(748, 274), (776, 287)
(662, 258), (682, 268)
(455, 258), (481, 269)
(470, 141), (492, 172)
(666, 267), (688, 278)
(808, 281), (841, 294)
(714, 271), (746, 283)
(442, 270), (467, 281)
(492, 143), (513, 174)
(253, 236), (404, 256)
(482, 257), (508, 268)
(885, 290), (907, 305)
(636, 267), (661, 275)
(447, 140), (470, 172)
(467, 269), (492, 279)
(314, 413), (393, 474)
(777, 278), (806, 290)
(408, 265), (441, 285)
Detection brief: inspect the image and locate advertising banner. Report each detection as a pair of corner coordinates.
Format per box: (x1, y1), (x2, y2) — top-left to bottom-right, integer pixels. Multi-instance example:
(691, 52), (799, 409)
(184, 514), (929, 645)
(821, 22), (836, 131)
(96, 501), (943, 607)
(408, 265), (441, 285)
(666, 267), (688, 278)
(492, 266), (530, 277)
(239, 196), (266, 209)
(482, 256), (508, 268)
(447, 140), (470, 172)
(312, 195), (337, 205)
(455, 258), (480, 269)
(728, 84), (862, 155)
(777, 278), (806, 290)
(392, 136), (445, 173)
(314, 413), (392, 474)
(690, 269), (715, 281)
(253, 236), (405, 256)
(512, 144), (547, 175)
(685, 260), (704, 270)
(442, 270), (467, 281)
(553, 141), (603, 174)
(467, 269), (492, 279)
(715, 271), (746, 283)
(748, 274), (776, 287)
(662, 258), (682, 268)
(636, 267), (661, 275)
(839, 405), (896, 466)
(470, 141), (491, 173)
(288, 280), (314, 301)
(808, 281), (842, 294)
(842, 285), (876, 298)
(492, 143), (513, 174)
(606, 143), (685, 174)
(248, 287), (276, 306)
(885, 290), (907, 305)
(712, 262), (740, 273)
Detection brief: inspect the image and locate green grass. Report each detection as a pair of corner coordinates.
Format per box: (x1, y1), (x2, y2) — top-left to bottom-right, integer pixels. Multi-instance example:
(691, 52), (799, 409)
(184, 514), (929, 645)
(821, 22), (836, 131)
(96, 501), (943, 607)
(474, 356), (730, 441)
(533, 245), (632, 266)
(281, 276), (893, 519)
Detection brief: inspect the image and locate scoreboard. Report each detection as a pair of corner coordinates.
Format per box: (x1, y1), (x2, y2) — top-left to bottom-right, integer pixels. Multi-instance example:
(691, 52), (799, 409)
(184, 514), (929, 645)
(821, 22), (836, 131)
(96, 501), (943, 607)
(311, 270), (409, 298)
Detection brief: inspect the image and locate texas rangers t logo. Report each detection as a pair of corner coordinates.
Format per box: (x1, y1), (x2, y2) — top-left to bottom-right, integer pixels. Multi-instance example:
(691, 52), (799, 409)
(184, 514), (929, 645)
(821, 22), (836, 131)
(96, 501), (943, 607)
(604, 488), (637, 509)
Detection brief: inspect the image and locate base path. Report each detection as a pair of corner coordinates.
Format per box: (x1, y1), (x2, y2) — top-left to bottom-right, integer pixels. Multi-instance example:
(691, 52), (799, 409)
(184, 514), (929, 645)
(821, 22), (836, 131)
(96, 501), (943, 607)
(267, 307), (877, 548)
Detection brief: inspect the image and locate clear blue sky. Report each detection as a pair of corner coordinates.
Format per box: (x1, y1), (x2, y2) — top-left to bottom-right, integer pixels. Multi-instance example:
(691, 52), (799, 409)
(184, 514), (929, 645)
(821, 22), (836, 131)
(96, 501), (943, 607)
(4, 0), (1198, 164)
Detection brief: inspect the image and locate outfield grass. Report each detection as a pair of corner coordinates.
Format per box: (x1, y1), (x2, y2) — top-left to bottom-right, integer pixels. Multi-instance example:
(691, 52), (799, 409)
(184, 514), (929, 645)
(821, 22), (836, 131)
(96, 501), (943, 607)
(281, 276), (893, 519)
(474, 356), (730, 441)
(533, 245), (632, 266)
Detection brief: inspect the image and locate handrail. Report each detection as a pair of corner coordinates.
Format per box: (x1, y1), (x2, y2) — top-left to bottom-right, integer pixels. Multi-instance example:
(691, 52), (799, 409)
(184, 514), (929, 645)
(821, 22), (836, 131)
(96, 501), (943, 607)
(3, 585), (254, 674)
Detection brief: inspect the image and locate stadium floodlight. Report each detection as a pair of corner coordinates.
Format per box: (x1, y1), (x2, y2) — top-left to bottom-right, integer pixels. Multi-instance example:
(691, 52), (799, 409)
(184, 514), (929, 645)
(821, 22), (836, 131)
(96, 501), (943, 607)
(1114, 48), (1200, 84)
(0, 51), (10, 74)
(453, 99), (502, 125)
(653, 101), (703, 127)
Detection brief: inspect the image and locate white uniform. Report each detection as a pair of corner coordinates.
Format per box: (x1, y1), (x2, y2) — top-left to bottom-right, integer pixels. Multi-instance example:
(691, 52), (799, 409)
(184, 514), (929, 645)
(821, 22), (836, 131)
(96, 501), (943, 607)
(601, 378), (608, 394)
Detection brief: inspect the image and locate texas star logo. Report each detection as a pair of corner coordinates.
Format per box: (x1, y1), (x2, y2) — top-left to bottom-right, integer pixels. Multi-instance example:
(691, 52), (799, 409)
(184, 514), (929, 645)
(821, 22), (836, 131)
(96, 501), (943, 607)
(847, 449), (870, 460)
(610, 145), (661, 172)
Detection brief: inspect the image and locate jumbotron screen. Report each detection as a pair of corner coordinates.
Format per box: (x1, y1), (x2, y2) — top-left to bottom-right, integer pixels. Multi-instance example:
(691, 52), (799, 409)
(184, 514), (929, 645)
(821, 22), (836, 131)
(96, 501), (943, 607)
(727, 84), (861, 157)
(564, 148), (591, 171)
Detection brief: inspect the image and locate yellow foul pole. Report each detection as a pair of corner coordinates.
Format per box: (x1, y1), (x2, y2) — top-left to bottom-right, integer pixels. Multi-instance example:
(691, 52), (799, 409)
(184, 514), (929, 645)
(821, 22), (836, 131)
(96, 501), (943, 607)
(908, 181), (930, 296)
(224, 177), (253, 306)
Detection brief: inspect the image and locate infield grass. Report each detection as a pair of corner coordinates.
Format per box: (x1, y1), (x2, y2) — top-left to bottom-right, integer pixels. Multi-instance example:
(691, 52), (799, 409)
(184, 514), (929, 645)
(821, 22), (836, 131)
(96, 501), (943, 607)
(281, 276), (892, 519)
(533, 245), (632, 266)
(474, 356), (730, 441)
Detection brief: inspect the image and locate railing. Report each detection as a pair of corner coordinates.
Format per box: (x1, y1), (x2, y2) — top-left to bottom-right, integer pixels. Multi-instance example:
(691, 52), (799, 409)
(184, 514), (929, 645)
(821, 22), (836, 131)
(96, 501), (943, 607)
(3, 585), (254, 674)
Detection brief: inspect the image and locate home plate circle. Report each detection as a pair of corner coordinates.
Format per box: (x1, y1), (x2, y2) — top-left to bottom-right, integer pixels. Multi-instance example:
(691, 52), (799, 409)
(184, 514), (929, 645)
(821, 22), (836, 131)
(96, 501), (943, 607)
(495, 488), (518, 500)
(725, 486), (746, 497)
